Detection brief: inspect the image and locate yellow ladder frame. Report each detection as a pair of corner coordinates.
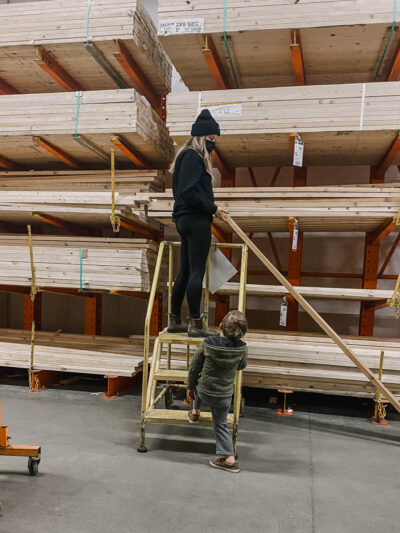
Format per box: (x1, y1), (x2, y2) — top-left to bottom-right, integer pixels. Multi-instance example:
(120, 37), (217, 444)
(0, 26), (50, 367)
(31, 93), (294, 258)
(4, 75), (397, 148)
(138, 241), (248, 452)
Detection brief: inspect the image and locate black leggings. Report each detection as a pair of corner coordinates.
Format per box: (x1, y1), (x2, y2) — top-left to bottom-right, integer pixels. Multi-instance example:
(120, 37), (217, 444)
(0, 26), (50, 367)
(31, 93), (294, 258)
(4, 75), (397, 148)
(171, 214), (211, 318)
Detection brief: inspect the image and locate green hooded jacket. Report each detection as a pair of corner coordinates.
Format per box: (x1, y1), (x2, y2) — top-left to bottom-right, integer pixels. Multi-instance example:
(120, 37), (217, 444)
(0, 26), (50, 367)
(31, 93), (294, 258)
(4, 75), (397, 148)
(187, 336), (248, 398)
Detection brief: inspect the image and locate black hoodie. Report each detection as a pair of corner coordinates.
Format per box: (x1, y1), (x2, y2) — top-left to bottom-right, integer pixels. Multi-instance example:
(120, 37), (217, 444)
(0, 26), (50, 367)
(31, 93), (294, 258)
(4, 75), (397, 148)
(172, 148), (217, 221)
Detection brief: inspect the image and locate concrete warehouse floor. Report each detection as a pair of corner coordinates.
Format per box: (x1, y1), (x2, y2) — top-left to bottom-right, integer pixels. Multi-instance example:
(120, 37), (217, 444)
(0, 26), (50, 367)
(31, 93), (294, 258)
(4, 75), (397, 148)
(1, 385), (399, 533)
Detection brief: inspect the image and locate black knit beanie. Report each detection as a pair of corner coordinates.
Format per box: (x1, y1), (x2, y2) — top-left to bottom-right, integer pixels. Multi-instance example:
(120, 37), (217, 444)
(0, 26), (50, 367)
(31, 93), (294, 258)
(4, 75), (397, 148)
(191, 109), (220, 136)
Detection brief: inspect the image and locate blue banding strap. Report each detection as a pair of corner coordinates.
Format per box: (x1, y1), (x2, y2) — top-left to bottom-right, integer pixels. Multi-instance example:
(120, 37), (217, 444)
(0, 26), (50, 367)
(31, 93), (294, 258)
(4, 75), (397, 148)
(373, 0), (397, 81)
(74, 91), (82, 138)
(86, 0), (92, 44)
(223, 0), (239, 88)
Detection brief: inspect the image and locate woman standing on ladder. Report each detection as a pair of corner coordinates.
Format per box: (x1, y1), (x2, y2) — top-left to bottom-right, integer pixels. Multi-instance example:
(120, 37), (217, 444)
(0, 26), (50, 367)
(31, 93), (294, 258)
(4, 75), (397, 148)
(168, 109), (228, 338)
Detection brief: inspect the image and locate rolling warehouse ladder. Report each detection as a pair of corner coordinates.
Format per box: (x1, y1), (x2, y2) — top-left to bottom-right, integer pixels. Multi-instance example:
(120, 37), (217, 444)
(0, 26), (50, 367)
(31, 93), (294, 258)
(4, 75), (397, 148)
(137, 240), (248, 452)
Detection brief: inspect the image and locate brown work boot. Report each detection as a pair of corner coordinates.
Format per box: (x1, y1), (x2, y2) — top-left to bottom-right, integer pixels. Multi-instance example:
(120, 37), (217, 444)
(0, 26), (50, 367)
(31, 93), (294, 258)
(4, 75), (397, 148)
(188, 315), (219, 338)
(210, 457), (240, 473)
(188, 411), (200, 424)
(167, 313), (188, 333)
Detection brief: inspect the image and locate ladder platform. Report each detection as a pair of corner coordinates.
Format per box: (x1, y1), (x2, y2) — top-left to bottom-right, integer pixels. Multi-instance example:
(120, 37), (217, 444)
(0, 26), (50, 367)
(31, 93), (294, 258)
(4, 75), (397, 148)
(146, 409), (234, 427)
(157, 331), (204, 346)
(154, 369), (188, 381)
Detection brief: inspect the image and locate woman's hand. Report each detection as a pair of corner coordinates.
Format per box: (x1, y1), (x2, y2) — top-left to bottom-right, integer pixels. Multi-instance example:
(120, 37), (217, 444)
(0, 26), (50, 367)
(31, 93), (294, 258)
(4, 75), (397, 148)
(214, 206), (229, 220)
(187, 389), (196, 402)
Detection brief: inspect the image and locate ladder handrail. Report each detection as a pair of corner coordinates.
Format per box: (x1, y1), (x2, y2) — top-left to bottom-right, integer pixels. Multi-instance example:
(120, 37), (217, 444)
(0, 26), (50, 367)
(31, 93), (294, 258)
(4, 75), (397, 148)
(141, 240), (166, 426)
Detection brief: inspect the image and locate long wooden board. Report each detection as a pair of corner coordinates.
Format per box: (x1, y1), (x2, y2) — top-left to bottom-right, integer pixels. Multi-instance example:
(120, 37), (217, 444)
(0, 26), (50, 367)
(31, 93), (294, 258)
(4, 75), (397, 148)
(163, 330), (400, 399)
(144, 185), (400, 232)
(226, 214), (400, 412)
(218, 283), (393, 302)
(167, 82), (400, 167)
(158, 0), (400, 90)
(0, 89), (174, 169)
(0, 0), (172, 94)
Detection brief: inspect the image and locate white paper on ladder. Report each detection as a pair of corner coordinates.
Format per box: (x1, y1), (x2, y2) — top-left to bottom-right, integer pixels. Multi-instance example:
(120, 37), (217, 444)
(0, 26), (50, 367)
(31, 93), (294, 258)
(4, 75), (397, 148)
(203, 247), (238, 294)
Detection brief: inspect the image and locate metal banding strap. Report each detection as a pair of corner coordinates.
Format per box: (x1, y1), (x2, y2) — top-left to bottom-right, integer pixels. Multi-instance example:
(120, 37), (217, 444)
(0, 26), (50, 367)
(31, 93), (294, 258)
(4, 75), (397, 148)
(84, 0), (128, 89)
(73, 91), (110, 162)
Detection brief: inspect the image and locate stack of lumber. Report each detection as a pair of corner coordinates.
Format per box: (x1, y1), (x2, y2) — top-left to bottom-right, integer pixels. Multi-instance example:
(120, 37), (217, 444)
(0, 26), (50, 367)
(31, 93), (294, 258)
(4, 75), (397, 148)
(217, 283), (394, 302)
(0, 329), (150, 376)
(0, 0), (172, 94)
(0, 170), (164, 192)
(144, 184), (400, 232)
(164, 331), (400, 399)
(0, 236), (166, 292)
(166, 83), (400, 167)
(0, 170), (163, 230)
(0, 89), (174, 169)
(158, 0), (399, 89)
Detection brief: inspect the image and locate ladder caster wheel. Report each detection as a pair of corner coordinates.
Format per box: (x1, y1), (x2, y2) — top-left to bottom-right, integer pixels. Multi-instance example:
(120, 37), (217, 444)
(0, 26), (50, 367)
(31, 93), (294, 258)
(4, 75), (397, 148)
(28, 457), (40, 476)
(137, 445), (148, 453)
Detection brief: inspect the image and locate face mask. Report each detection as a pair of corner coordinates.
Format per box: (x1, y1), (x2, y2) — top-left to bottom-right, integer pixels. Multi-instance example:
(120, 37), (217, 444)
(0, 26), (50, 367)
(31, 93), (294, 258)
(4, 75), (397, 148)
(205, 139), (216, 153)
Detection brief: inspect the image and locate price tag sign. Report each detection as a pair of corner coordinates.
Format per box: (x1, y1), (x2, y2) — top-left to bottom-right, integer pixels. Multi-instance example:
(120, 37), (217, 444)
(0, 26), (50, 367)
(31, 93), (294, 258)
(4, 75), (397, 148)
(291, 220), (299, 251)
(201, 103), (243, 119)
(293, 136), (304, 167)
(279, 297), (288, 327)
(159, 19), (204, 36)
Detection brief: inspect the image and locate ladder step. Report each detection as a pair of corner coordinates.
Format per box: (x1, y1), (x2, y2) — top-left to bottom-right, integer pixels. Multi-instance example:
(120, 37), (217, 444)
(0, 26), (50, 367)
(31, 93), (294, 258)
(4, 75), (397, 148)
(158, 331), (204, 346)
(146, 409), (235, 428)
(154, 369), (188, 381)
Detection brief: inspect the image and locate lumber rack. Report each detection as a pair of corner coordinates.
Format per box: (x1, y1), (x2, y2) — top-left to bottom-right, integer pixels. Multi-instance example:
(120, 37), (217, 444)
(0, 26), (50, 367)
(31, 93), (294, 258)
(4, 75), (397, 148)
(0, 398), (41, 475)
(0, 284), (161, 399)
(138, 240), (248, 453)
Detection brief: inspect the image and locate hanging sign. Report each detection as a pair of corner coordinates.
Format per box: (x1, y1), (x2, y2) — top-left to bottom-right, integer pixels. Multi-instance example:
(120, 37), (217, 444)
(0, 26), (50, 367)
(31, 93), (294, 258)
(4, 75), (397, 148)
(293, 135), (304, 167)
(291, 218), (299, 251)
(279, 297), (288, 327)
(159, 19), (205, 36)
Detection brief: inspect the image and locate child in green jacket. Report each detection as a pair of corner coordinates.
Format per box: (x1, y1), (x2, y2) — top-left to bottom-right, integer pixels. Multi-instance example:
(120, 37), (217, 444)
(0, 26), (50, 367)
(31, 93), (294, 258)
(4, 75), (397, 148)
(187, 310), (248, 473)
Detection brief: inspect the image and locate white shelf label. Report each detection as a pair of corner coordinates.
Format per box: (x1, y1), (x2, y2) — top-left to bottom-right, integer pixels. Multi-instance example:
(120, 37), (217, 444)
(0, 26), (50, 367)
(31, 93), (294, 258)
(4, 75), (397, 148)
(279, 297), (288, 327)
(159, 19), (205, 36)
(293, 136), (304, 167)
(292, 223), (299, 251)
(203, 103), (243, 119)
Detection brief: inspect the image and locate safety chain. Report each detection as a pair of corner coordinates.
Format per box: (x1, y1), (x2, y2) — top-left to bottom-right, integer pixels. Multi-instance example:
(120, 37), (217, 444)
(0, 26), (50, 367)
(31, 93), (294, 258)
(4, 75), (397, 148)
(387, 273), (400, 319)
(375, 397), (387, 420)
(373, 350), (387, 423)
(28, 225), (40, 301)
(110, 147), (121, 233)
(27, 225), (40, 391)
(28, 320), (39, 392)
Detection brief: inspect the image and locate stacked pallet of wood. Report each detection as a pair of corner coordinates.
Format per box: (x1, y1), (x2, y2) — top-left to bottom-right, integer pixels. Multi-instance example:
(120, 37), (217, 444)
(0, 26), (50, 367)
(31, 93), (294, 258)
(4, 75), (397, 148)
(0, 170), (163, 231)
(143, 184), (400, 232)
(158, 0), (399, 89)
(166, 83), (400, 167)
(0, 329), (149, 376)
(0, 89), (174, 169)
(0, 170), (164, 192)
(164, 331), (400, 399)
(0, 0), (172, 94)
(217, 283), (394, 302)
(0, 236), (166, 292)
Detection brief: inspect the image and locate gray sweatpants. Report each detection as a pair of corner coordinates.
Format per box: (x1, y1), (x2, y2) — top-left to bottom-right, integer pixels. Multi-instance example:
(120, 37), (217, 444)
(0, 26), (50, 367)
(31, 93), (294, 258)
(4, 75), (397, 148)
(193, 388), (234, 456)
